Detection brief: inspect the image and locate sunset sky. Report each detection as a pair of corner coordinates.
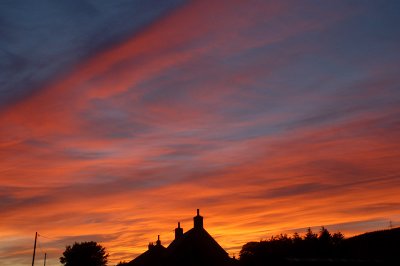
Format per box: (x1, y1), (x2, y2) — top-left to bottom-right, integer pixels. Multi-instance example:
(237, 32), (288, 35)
(1, 1), (400, 265)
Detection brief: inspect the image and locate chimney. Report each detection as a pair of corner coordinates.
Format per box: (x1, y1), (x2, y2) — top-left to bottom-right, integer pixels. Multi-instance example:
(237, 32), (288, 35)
(148, 242), (154, 250)
(156, 235), (161, 246)
(175, 222), (183, 240)
(193, 209), (203, 229)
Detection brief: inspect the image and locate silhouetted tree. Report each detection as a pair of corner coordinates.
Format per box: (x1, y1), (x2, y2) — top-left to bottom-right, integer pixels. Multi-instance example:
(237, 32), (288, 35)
(274, 234), (292, 258)
(292, 232), (301, 243)
(304, 227), (318, 241)
(332, 231), (344, 245)
(318, 227), (331, 242)
(239, 227), (353, 265)
(330, 231), (345, 257)
(291, 232), (303, 257)
(303, 227), (318, 257)
(239, 241), (266, 266)
(60, 241), (109, 266)
(318, 226), (332, 257)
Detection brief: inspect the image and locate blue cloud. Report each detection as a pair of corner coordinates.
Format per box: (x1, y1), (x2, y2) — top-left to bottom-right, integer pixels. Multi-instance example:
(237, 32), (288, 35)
(0, 0), (186, 107)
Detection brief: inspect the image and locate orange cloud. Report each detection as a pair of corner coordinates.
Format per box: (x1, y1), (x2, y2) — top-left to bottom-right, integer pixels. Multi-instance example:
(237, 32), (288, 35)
(1, 1), (400, 266)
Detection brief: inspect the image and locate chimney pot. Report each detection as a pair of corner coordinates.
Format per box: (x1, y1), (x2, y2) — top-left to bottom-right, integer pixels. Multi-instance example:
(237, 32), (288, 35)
(175, 222), (183, 240)
(194, 209), (203, 229)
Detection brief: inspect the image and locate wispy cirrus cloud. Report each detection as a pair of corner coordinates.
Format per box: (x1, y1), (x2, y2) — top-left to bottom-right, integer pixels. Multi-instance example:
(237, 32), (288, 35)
(1, 0), (400, 265)
(0, 0), (186, 107)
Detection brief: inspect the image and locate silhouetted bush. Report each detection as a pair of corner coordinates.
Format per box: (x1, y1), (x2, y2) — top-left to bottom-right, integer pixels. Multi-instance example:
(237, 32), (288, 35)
(240, 227), (342, 265)
(60, 241), (109, 266)
(239, 227), (400, 265)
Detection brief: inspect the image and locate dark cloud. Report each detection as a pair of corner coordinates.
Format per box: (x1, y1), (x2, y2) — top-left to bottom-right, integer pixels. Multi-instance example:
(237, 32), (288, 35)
(0, 0), (186, 107)
(264, 182), (331, 199)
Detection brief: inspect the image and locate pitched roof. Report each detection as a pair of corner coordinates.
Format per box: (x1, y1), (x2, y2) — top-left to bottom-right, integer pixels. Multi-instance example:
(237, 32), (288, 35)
(166, 226), (232, 266)
(128, 237), (166, 266)
(128, 210), (235, 266)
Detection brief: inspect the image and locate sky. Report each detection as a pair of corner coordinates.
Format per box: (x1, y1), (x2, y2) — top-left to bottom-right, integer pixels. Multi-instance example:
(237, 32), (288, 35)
(1, 0), (400, 265)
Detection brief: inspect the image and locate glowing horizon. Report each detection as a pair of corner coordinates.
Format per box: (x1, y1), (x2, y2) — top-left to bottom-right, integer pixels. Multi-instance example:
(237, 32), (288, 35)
(1, 1), (400, 265)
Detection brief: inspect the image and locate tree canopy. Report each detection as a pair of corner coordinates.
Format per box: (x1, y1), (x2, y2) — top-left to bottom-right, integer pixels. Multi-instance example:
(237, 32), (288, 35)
(239, 227), (345, 265)
(60, 241), (109, 266)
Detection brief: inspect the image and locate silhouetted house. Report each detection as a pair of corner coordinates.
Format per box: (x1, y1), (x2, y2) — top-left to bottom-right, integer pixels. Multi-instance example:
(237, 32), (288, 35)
(128, 235), (166, 266)
(128, 209), (234, 266)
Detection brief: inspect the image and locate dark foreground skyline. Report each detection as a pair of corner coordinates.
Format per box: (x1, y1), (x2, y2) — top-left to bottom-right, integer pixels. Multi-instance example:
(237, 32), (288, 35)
(53, 210), (400, 266)
(55, 210), (400, 266)
(1, 1), (400, 266)
(121, 210), (400, 266)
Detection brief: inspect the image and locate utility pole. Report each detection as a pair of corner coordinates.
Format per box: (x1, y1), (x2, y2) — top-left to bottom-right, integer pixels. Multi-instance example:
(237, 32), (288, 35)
(44, 253), (47, 266)
(32, 232), (37, 266)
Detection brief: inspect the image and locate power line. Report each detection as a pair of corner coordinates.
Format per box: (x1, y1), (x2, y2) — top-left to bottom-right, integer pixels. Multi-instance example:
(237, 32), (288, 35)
(35, 232), (57, 266)
(38, 233), (56, 240)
